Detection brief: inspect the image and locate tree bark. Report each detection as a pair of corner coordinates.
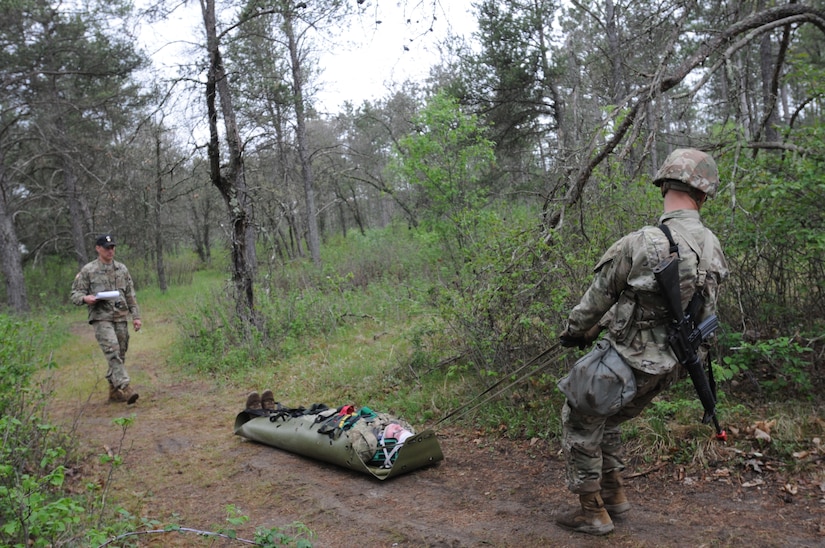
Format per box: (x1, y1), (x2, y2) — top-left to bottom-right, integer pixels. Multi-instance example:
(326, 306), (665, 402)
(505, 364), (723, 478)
(201, 0), (257, 320)
(284, 10), (321, 266)
(61, 164), (90, 269)
(153, 129), (168, 293)
(0, 151), (29, 313)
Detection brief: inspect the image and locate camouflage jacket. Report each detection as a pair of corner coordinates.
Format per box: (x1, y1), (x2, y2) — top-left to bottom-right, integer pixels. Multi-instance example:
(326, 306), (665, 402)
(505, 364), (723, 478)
(566, 209), (729, 375)
(70, 259), (141, 323)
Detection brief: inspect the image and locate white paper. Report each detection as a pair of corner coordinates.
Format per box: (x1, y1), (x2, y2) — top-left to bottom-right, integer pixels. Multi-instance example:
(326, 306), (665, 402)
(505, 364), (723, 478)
(95, 291), (121, 300)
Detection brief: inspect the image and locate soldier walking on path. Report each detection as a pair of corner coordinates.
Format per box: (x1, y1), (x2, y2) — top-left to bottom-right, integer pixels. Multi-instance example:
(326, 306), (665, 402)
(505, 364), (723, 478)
(555, 149), (729, 535)
(71, 234), (142, 404)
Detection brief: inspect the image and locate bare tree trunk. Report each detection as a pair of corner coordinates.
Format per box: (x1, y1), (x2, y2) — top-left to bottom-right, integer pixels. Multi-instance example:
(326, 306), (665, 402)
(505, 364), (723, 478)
(285, 204), (302, 259)
(534, 0), (576, 196)
(61, 165), (90, 269)
(731, 56), (752, 141)
(345, 185), (366, 236)
(188, 193), (212, 265)
(47, 114), (93, 268)
(201, 0), (257, 321)
(756, 0), (791, 149)
(0, 153), (29, 313)
(605, 0), (624, 104)
(153, 130), (167, 292)
(757, 22), (779, 144)
(284, 11), (321, 266)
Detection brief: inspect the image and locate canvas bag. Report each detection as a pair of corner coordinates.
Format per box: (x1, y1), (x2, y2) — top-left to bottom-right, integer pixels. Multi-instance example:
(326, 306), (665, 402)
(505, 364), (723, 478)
(557, 339), (637, 416)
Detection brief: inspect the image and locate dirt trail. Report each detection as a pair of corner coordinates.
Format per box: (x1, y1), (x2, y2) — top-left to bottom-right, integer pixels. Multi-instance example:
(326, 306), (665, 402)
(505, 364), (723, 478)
(52, 321), (824, 547)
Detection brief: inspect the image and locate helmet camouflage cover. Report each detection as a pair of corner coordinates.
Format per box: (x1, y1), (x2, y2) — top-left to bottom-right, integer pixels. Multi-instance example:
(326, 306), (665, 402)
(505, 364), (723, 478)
(653, 148), (719, 198)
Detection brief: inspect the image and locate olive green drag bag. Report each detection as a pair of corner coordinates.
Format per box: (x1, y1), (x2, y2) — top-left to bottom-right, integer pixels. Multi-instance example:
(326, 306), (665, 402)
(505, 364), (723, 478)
(234, 402), (443, 480)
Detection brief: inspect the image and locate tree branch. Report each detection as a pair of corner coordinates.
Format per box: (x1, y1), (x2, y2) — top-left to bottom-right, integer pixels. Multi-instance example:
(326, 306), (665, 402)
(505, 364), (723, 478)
(544, 4), (825, 231)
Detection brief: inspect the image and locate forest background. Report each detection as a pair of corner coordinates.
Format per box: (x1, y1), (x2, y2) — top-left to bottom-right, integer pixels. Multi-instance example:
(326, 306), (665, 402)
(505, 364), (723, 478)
(1, 0), (824, 545)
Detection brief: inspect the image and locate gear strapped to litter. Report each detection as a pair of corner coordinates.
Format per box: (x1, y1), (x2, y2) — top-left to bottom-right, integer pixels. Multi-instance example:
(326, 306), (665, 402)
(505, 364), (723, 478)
(234, 391), (443, 480)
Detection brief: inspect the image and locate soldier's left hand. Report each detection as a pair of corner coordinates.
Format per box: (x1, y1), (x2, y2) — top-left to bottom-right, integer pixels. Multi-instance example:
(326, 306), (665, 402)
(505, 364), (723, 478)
(559, 329), (588, 349)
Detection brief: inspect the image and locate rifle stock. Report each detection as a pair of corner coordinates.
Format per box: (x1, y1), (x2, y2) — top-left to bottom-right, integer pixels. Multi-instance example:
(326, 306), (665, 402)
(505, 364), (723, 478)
(651, 255), (684, 321)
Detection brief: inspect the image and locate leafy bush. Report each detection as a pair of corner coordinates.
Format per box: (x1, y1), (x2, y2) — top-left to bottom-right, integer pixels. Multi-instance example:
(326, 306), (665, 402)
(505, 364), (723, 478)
(424, 207), (567, 376)
(420, 175), (661, 380)
(0, 440), (84, 546)
(709, 148), (825, 335)
(389, 91), (496, 244)
(716, 332), (815, 399)
(0, 315), (88, 547)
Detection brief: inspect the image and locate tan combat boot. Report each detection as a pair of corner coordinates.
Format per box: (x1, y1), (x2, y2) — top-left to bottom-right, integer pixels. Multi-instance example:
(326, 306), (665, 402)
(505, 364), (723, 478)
(120, 385), (139, 405)
(601, 470), (630, 516)
(109, 384), (139, 405)
(245, 391), (261, 410)
(555, 491), (614, 536)
(261, 389), (275, 411)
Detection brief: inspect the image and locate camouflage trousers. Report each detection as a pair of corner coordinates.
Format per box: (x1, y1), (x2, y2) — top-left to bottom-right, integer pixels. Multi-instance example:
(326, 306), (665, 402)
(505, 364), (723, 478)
(92, 320), (131, 389)
(561, 365), (681, 494)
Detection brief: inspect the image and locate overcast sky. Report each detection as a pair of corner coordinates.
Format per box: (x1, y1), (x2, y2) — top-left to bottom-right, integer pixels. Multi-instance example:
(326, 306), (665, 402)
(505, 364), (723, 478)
(315, 1), (477, 112)
(138, 1), (477, 115)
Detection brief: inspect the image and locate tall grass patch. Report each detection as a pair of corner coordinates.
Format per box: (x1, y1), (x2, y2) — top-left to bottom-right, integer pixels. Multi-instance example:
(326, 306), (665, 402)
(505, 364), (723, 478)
(172, 227), (437, 384)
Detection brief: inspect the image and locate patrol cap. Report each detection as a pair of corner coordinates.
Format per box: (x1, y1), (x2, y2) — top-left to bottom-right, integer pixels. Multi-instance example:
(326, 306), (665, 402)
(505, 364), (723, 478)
(96, 234), (116, 248)
(653, 148), (720, 198)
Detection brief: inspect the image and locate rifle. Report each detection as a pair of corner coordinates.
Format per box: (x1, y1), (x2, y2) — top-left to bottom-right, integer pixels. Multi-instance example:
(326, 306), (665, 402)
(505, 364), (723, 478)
(652, 252), (727, 442)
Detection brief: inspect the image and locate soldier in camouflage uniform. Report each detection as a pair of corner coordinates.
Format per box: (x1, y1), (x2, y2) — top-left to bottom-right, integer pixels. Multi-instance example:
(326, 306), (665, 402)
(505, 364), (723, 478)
(555, 149), (729, 535)
(71, 234), (142, 404)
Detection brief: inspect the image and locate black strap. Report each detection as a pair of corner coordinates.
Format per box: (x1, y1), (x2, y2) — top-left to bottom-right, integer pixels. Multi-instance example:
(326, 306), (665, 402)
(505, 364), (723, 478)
(660, 223), (706, 319)
(659, 223), (679, 256)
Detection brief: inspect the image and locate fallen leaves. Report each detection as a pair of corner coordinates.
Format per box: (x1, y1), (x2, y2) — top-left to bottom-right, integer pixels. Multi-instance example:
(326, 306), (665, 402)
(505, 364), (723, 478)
(745, 419), (776, 443)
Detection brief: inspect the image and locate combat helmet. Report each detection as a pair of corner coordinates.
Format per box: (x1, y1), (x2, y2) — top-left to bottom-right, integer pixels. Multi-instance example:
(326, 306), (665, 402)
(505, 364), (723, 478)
(653, 148), (719, 198)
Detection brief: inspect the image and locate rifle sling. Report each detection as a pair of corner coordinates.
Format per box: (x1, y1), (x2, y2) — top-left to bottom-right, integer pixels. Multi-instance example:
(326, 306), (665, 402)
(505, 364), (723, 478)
(658, 223), (719, 416)
(660, 221), (714, 289)
(659, 223), (679, 256)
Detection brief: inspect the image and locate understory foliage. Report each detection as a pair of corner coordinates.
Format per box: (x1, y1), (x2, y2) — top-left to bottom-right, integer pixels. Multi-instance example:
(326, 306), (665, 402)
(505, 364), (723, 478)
(0, 317), (148, 546)
(175, 152), (824, 411)
(711, 145), (825, 335)
(175, 225), (438, 377)
(705, 143), (825, 400)
(0, 316), (85, 547)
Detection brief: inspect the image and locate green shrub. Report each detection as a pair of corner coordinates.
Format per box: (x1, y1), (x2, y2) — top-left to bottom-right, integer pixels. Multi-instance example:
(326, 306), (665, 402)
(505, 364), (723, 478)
(709, 149), (825, 335)
(716, 332), (815, 399)
(0, 315), (94, 547)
